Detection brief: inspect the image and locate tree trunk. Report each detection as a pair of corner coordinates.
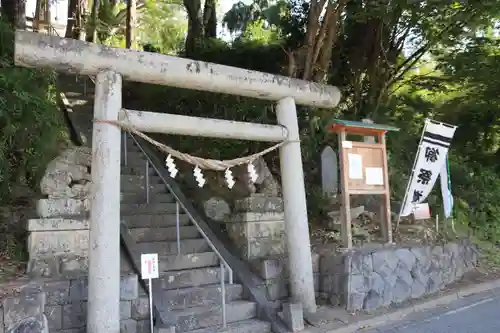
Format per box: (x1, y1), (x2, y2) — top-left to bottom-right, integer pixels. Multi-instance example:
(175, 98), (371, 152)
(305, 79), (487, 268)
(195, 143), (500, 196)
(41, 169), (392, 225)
(1, 0), (26, 29)
(76, 0), (87, 40)
(65, 0), (78, 38)
(183, 0), (203, 57)
(289, 0), (348, 82)
(125, 0), (136, 48)
(86, 0), (99, 42)
(203, 0), (217, 38)
(15, 0), (26, 29)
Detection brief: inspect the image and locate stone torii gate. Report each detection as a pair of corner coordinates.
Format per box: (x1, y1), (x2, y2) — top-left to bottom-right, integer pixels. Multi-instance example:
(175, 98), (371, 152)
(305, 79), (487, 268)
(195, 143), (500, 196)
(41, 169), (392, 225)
(15, 31), (341, 333)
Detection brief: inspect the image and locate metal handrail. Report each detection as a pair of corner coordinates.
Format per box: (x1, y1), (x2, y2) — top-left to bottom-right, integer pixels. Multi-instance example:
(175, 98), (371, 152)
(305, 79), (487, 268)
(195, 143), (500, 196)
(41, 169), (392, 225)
(47, 24), (60, 37)
(124, 131), (232, 328)
(61, 55), (232, 327)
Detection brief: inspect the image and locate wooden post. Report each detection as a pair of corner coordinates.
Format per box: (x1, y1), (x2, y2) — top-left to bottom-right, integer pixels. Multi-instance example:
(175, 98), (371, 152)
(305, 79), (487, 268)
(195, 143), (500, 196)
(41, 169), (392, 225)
(328, 120), (399, 248)
(338, 131), (353, 248)
(87, 71), (122, 333)
(379, 134), (393, 243)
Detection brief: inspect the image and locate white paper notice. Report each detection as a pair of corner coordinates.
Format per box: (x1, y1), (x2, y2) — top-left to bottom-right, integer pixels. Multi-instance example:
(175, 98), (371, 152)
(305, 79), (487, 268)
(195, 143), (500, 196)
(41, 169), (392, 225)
(348, 153), (363, 179)
(140, 253), (159, 280)
(342, 141), (353, 149)
(365, 167), (384, 185)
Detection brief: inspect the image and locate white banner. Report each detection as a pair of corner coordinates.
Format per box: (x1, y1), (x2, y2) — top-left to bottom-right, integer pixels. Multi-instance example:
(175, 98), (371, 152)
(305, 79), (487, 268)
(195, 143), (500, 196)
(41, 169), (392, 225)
(440, 155), (454, 219)
(400, 120), (457, 217)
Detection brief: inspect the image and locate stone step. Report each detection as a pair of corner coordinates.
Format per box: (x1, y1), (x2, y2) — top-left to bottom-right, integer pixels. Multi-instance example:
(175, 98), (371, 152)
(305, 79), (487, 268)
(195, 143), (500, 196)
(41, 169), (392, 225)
(122, 213), (190, 228)
(130, 226), (200, 242)
(121, 202), (178, 215)
(164, 301), (257, 332)
(122, 153), (149, 166)
(179, 319), (271, 333)
(121, 165), (157, 176)
(159, 252), (219, 272)
(123, 144), (142, 153)
(139, 283), (243, 312)
(121, 175), (163, 185)
(135, 239), (210, 256)
(162, 284), (243, 310)
(160, 267), (227, 290)
(121, 181), (167, 194)
(121, 192), (175, 204)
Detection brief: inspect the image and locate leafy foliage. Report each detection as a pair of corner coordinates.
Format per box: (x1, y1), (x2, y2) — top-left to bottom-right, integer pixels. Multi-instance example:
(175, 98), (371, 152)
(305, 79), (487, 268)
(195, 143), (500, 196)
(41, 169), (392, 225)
(112, 0), (500, 242)
(3, 0), (500, 257)
(137, 0), (187, 54)
(0, 18), (67, 205)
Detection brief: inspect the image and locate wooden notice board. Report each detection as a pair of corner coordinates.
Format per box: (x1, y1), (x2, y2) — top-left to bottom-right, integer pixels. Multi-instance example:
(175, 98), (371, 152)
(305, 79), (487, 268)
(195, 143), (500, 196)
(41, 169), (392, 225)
(328, 119), (399, 248)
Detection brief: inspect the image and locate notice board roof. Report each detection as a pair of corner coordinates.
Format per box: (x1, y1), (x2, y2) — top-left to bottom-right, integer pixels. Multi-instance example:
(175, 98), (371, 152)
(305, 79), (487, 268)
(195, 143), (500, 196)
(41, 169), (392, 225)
(328, 119), (400, 136)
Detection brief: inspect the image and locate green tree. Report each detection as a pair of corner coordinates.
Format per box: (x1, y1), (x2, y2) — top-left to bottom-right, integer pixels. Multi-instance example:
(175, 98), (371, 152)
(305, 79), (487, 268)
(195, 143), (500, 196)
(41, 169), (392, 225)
(137, 0), (187, 54)
(183, 0), (217, 56)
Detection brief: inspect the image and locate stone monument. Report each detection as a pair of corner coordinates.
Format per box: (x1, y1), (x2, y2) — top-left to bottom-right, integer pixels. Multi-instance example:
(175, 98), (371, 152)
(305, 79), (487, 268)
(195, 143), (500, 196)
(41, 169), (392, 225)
(321, 146), (339, 197)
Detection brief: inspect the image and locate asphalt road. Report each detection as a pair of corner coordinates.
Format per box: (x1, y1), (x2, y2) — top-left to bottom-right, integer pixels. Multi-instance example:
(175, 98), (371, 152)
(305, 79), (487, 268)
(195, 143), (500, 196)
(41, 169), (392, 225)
(364, 288), (500, 333)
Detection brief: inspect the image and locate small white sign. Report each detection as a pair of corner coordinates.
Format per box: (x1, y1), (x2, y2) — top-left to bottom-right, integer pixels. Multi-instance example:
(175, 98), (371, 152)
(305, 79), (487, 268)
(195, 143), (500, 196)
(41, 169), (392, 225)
(413, 203), (431, 220)
(141, 253), (159, 280)
(365, 167), (384, 185)
(348, 153), (363, 179)
(342, 141), (353, 149)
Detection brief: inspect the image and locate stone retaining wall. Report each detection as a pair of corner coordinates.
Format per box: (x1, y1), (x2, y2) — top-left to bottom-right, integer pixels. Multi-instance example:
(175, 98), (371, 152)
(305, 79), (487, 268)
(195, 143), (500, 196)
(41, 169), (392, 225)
(319, 239), (478, 311)
(247, 240), (478, 312)
(0, 274), (142, 333)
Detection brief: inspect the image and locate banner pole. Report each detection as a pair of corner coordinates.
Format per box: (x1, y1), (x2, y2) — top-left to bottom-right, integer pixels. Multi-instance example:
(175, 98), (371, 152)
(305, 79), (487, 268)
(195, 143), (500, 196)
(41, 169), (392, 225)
(396, 119), (429, 230)
(445, 155), (456, 233)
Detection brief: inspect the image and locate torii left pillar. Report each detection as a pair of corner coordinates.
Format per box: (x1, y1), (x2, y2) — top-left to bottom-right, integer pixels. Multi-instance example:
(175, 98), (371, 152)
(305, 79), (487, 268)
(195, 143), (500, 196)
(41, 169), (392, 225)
(88, 71), (122, 333)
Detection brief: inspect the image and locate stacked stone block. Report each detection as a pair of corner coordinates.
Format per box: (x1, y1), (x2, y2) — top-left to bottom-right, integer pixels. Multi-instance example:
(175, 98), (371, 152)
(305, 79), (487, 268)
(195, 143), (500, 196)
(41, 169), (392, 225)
(27, 198), (134, 278)
(226, 195), (286, 260)
(0, 276), (140, 333)
(27, 199), (90, 278)
(1, 284), (49, 333)
(249, 253), (321, 307)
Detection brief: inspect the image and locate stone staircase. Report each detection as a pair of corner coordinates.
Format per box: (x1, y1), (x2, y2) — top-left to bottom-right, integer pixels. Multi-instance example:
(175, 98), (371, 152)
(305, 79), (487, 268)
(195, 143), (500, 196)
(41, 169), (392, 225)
(56, 74), (277, 333)
(119, 132), (272, 333)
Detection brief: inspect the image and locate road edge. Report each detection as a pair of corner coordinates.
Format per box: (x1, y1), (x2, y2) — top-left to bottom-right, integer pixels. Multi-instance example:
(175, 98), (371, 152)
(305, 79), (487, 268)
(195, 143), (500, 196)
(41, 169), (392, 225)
(324, 278), (500, 333)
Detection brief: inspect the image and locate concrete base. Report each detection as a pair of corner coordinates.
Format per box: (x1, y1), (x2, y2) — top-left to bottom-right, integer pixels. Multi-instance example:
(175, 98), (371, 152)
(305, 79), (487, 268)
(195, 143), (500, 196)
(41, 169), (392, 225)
(282, 303), (304, 332)
(249, 254), (321, 306)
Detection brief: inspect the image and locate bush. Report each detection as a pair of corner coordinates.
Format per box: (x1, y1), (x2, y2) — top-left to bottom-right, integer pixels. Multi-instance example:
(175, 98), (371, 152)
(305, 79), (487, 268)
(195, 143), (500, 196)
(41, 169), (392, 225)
(0, 18), (67, 204)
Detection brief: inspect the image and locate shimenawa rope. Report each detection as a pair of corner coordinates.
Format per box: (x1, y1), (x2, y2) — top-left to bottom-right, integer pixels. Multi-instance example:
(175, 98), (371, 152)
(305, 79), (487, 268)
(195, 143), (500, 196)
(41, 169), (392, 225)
(94, 111), (291, 171)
